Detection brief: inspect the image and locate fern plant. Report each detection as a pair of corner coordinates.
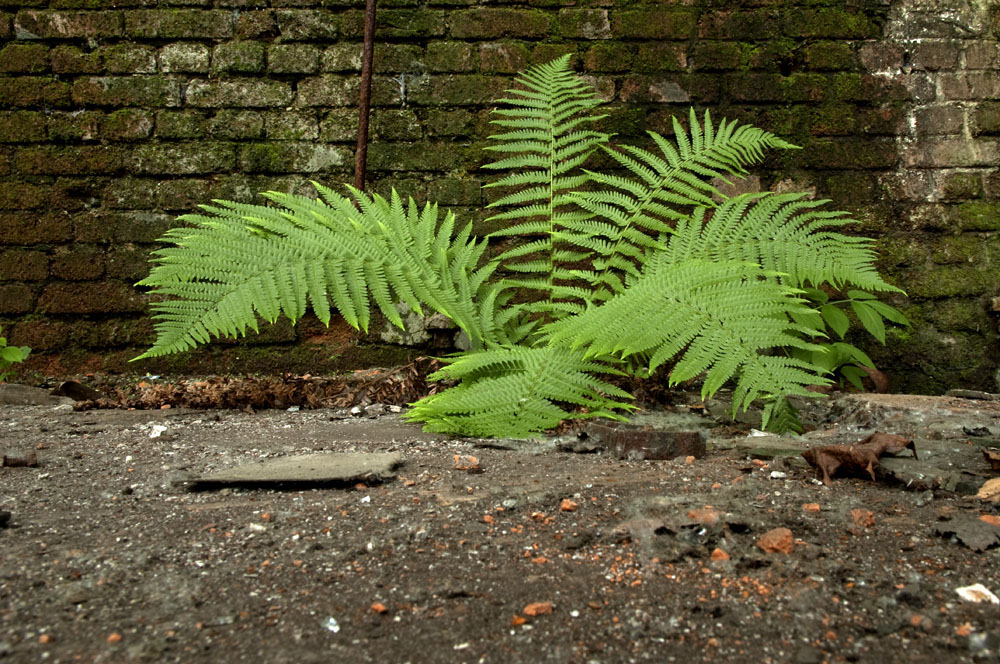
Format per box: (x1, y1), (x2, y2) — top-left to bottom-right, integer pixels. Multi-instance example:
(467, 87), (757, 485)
(135, 55), (905, 437)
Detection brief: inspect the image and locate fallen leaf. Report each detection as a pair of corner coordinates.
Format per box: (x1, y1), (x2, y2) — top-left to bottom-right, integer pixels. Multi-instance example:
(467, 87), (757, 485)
(523, 602), (553, 616)
(978, 478), (1000, 502)
(983, 449), (1000, 472)
(756, 527), (794, 554)
(801, 432), (917, 485)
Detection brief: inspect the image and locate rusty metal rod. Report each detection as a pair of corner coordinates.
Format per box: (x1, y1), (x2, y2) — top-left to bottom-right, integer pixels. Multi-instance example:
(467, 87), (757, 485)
(353, 0), (378, 192)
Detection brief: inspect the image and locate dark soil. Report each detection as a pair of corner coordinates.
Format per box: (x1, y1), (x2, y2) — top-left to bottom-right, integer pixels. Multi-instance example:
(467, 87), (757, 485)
(2, 380), (1000, 664)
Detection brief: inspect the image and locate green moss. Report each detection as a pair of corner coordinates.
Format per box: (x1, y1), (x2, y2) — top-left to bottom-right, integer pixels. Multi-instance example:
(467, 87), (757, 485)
(952, 201), (1000, 231)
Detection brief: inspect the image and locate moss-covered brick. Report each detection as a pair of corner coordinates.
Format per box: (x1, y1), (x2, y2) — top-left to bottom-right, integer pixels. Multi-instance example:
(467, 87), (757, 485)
(104, 44), (156, 74)
(449, 9), (551, 39)
(238, 142), (350, 173)
(950, 201), (1000, 231)
(105, 246), (150, 281)
(582, 42), (633, 73)
(50, 246), (104, 280)
(268, 44), (321, 74)
(809, 103), (856, 136)
(153, 110), (207, 139)
(321, 43), (361, 72)
(479, 42), (530, 74)
(726, 73), (785, 102)
(902, 264), (1000, 298)
(128, 142), (235, 175)
(972, 102), (1000, 135)
(49, 44), (101, 74)
(0, 12), (11, 40)
(407, 75), (508, 106)
(0, 284), (35, 314)
(698, 10), (779, 41)
(689, 42), (741, 71)
(151, 178), (212, 211)
(875, 235), (928, 268)
(938, 172), (983, 200)
(612, 9), (695, 40)
(375, 9), (445, 38)
(212, 41), (266, 75)
(296, 75), (359, 107)
(265, 111), (320, 140)
(799, 138), (897, 169)
(803, 41), (855, 70)
(98, 211), (174, 244)
(426, 177), (481, 206)
(318, 108), (356, 142)
(0, 43), (48, 73)
(928, 234), (984, 264)
(620, 75), (689, 104)
(367, 141), (477, 172)
(557, 8), (611, 40)
(634, 43), (687, 73)
(101, 109), (154, 142)
(425, 41), (475, 72)
(15, 145), (121, 175)
(0, 76), (71, 107)
(368, 109), (418, 141)
(14, 9), (123, 38)
(159, 43), (210, 74)
(0, 249), (47, 281)
(125, 10), (233, 39)
(38, 282), (143, 314)
(782, 10), (878, 39)
(72, 76), (181, 107)
(824, 172), (876, 206)
(236, 10), (278, 40)
(0, 212), (71, 243)
(274, 9), (338, 40)
(186, 79), (293, 108)
(423, 108), (485, 137)
(45, 110), (99, 142)
(0, 111), (47, 142)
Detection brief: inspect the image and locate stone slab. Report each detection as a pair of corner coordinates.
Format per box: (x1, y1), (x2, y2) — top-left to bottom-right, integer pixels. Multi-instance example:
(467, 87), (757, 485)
(190, 452), (402, 489)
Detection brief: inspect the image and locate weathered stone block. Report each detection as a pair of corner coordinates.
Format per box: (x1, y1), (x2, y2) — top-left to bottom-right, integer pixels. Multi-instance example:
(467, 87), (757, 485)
(211, 41), (266, 74)
(902, 264), (999, 298)
(101, 109), (154, 141)
(128, 142), (235, 175)
(106, 246), (151, 281)
(424, 41), (474, 72)
(800, 138), (897, 169)
(367, 141), (476, 172)
(104, 43), (156, 74)
(908, 40), (960, 70)
(698, 9), (779, 40)
(38, 282), (143, 314)
(620, 75), (690, 104)
(583, 42), (633, 73)
(937, 172), (983, 200)
(50, 246), (104, 280)
(153, 110), (207, 139)
(803, 41), (855, 70)
(373, 43), (422, 73)
(0, 249), (47, 280)
(72, 76), (181, 107)
(585, 421), (706, 461)
(7, 320), (70, 351)
(903, 138), (1000, 168)
(0, 76), (71, 107)
(14, 9), (123, 38)
(407, 75), (507, 106)
(264, 111), (319, 140)
(449, 9), (551, 39)
(914, 104), (965, 136)
(479, 42), (530, 74)
(14, 145), (121, 175)
(318, 108), (356, 142)
(557, 8), (611, 40)
(951, 201), (1000, 231)
(372, 109), (421, 140)
(0, 284), (35, 313)
(274, 9), (338, 40)
(268, 43), (321, 73)
(782, 9), (877, 39)
(235, 10), (277, 40)
(0, 43), (48, 73)
(0, 111), (47, 142)
(613, 9), (695, 40)
(186, 79), (293, 107)
(688, 41), (740, 71)
(321, 43), (361, 72)
(125, 10), (233, 39)
(159, 43), (210, 73)
(426, 178), (481, 206)
(965, 41), (1000, 69)
(939, 72), (1000, 100)
(858, 42), (903, 73)
(238, 142), (349, 173)
(634, 43), (687, 73)
(375, 9), (445, 38)
(49, 44), (101, 73)
(296, 75), (359, 107)
(97, 212), (174, 244)
(971, 102), (1000, 135)
(0, 212), (72, 243)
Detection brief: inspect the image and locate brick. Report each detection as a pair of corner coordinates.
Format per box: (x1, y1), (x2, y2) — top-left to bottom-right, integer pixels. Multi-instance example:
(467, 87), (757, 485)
(903, 139), (1000, 168)
(965, 41), (1000, 69)
(898, 11), (985, 39)
(274, 9), (338, 40)
(950, 201), (1000, 231)
(0, 43), (48, 73)
(620, 75), (690, 103)
(14, 9), (123, 38)
(367, 141), (476, 172)
(50, 177), (100, 213)
(0, 76), (71, 107)
(211, 41), (266, 74)
(154, 110), (206, 140)
(38, 282), (143, 314)
(698, 10), (779, 40)
(858, 43), (903, 73)
(47, 110), (100, 141)
(802, 41), (855, 70)
(104, 178), (154, 210)
(799, 138), (897, 169)
(449, 9), (551, 39)
(321, 43), (361, 72)
(238, 142), (350, 173)
(426, 178), (481, 206)
(407, 75), (507, 106)
(50, 246), (104, 280)
(782, 9), (878, 39)
(375, 9), (445, 38)
(373, 43), (422, 73)
(125, 10), (233, 39)
(902, 265), (998, 298)
(972, 102), (1000, 135)
(557, 8), (611, 40)
(914, 104), (965, 136)
(154, 176), (256, 210)
(0, 284), (35, 313)
(106, 246), (150, 281)
(318, 108), (356, 142)
(613, 9), (695, 40)
(634, 43), (687, 73)
(583, 42), (633, 73)
(236, 10), (277, 39)
(296, 75), (360, 107)
(50, 44), (101, 74)
(941, 72), (1000, 100)
(907, 40), (960, 70)
(127, 142), (235, 175)
(186, 79), (293, 108)
(689, 41), (740, 71)
(424, 41), (474, 72)
(99, 212), (174, 243)
(268, 43), (321, 74)
(104, 44), (156, 74)
(936, 171), (983, 200)
(0, 212), (71, 245)
(0, 249), (47, 280)
(372, 109), (420, 141)
(7, 320), (70, 351)
(0, 111), (47, 142)
(14, 145), (121, 175)
(159, 43), (210, 73)
(101, 109), (154, 141)
(0, 182), (49, 210)
(0, 12), (10, 40)
(264, 111), (319, 140)
(72, 76), (181, 107)
(479, 42), (530, 74)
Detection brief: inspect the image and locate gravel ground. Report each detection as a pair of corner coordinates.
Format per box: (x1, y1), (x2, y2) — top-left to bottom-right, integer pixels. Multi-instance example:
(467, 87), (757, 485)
(2, 385), (1000, 664)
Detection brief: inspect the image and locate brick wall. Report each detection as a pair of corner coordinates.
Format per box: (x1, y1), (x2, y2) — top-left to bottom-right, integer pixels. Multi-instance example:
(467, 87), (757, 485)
(0, 0), (998, 391)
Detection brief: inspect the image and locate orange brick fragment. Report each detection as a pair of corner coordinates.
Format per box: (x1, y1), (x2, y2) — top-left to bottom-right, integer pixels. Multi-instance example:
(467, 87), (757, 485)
(979, 514), (1000, 528)
(802, 503), (821, 513)
(560, 498), (579, 512)
(956, 622), (974, 637)
(687, 508), (721, 527)
(107, 633), (123, 644)
(370, 602), (388, 614)
(511, 615), (528, 626)
(851, 509), (875, 529)
(523, 602), (554, 616)
(685, 455), (696, 465)
(756, 527), (795, 554)
(38, 634), (52, 644)
(710, 548), (730, 561)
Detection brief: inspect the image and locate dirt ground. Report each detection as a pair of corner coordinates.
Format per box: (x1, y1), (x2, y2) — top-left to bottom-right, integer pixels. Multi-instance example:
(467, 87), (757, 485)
(2, 379), (1000, 664)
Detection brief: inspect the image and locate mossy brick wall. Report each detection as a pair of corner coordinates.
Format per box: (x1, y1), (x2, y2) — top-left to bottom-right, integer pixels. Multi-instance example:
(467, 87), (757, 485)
(1, 0), (999, 390)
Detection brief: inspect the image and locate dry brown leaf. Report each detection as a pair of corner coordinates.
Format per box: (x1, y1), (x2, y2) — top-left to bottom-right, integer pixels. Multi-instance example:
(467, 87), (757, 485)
(978, 478), (1000, 502)
(801, 432), (917, 486)
(983, 450), (1000, 472)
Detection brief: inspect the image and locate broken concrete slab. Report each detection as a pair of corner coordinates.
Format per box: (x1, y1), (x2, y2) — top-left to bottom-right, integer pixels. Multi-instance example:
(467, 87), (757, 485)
(190, 452), (402, 489)
(0, 384), (73, 406)
(585, 421), (706, 460)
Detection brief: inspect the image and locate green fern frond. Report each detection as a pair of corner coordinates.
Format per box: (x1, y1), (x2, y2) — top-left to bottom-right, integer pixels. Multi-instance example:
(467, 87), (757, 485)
(405, 345), (635, 437)
(544, 259), (830, 429)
